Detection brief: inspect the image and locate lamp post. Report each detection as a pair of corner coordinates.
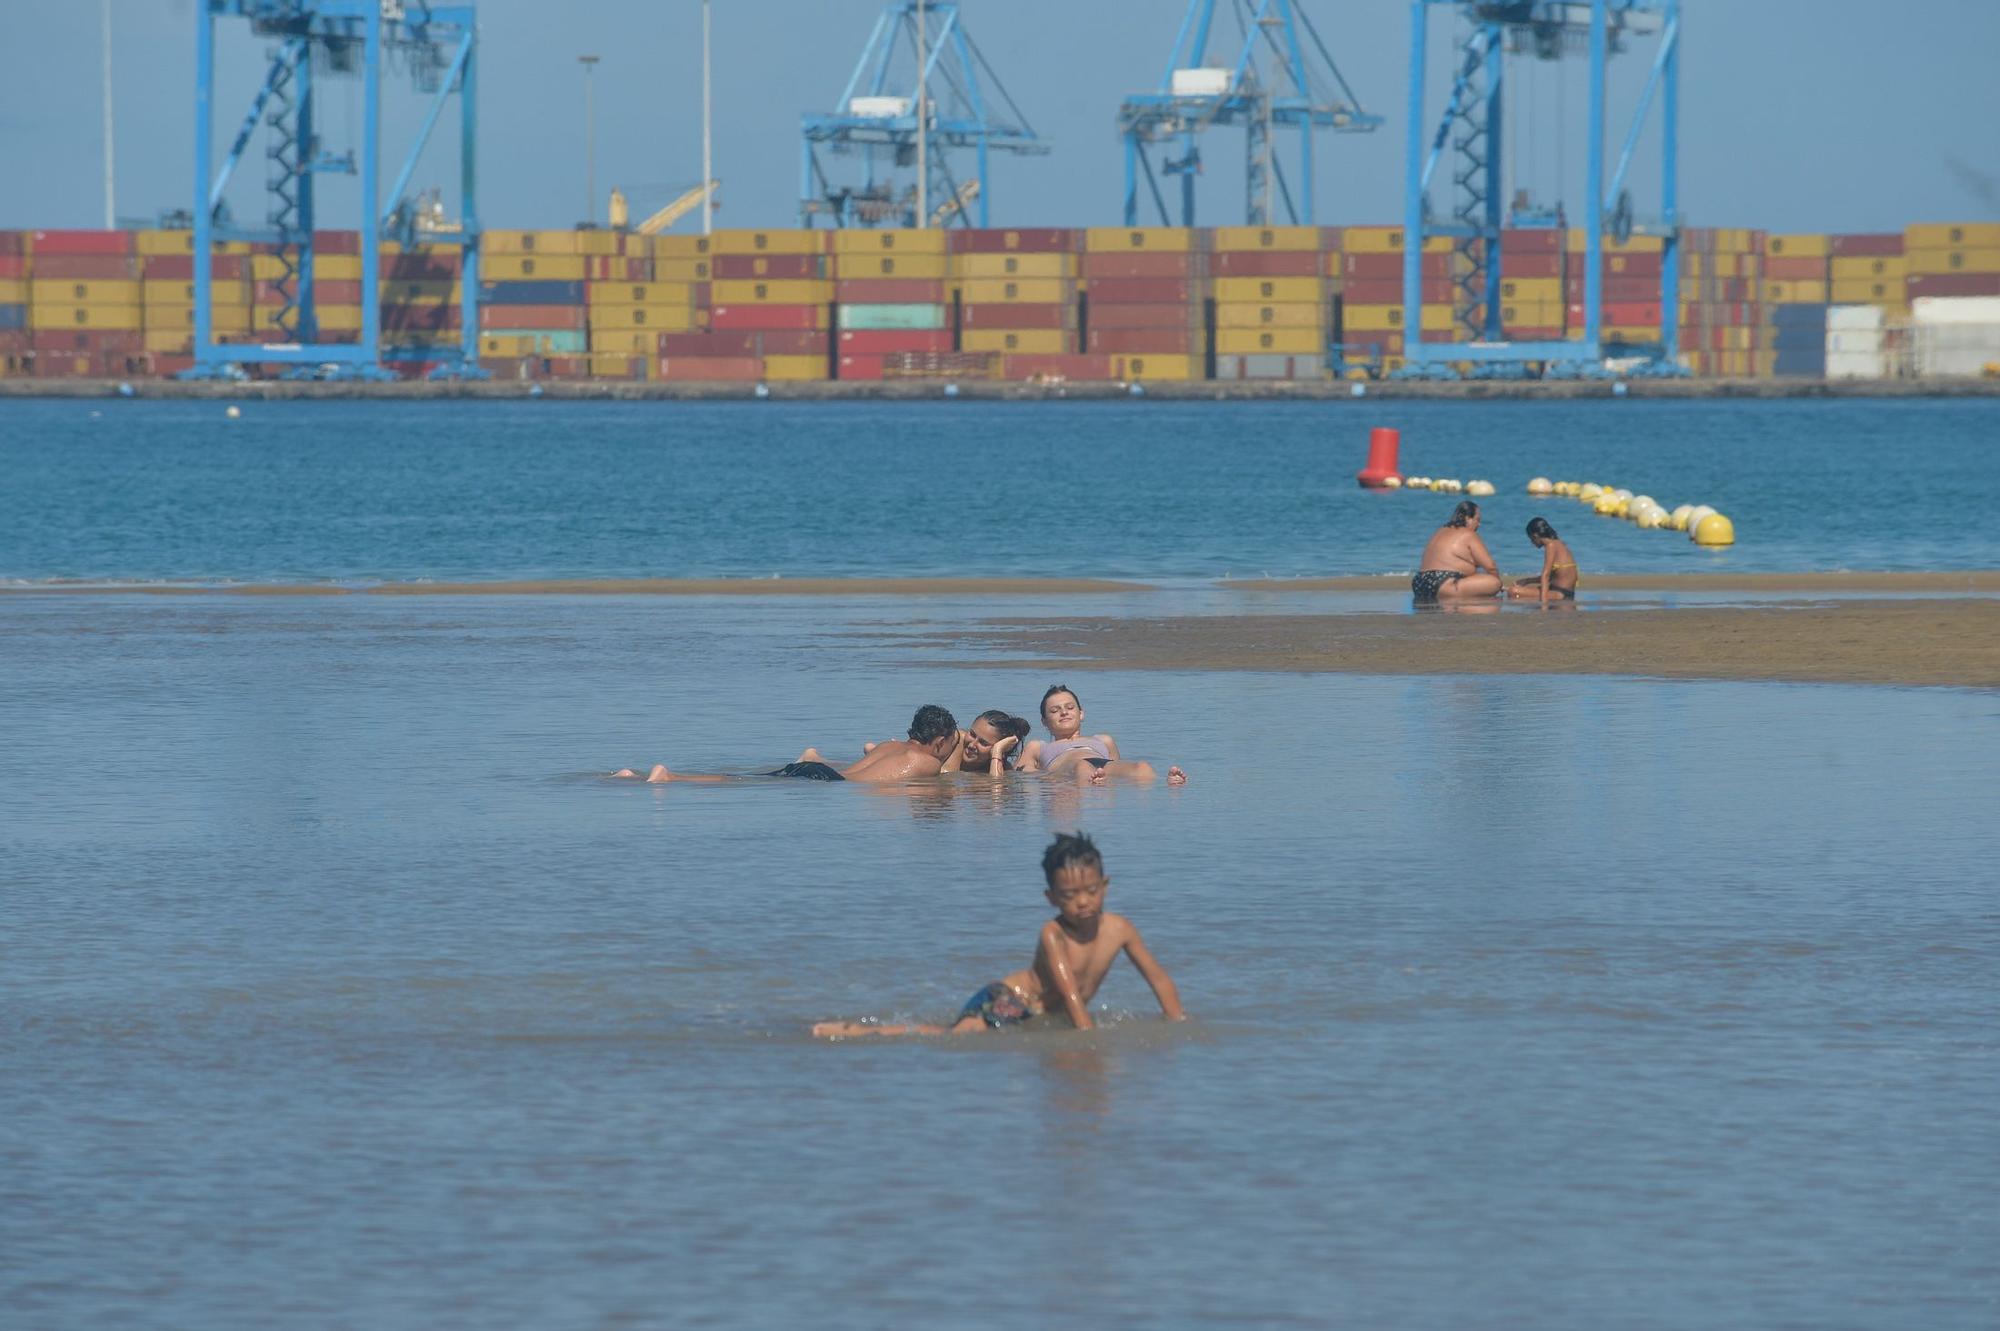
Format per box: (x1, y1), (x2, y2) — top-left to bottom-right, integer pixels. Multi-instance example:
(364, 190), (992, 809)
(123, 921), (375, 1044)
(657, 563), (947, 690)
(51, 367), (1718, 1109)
(701, 0), (713, 235)
(578, 54), (601, 225)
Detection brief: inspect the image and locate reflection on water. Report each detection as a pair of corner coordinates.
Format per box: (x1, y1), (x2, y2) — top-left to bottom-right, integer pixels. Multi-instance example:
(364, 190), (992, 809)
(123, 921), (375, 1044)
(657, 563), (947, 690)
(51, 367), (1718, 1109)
(2, 593), (1994, 1329)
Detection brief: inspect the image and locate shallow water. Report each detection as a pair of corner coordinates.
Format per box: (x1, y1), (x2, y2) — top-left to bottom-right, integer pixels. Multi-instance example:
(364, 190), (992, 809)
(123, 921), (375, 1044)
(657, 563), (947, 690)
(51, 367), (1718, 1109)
(3, 593), (1994, 1327)
(2, 396), (1997, 583)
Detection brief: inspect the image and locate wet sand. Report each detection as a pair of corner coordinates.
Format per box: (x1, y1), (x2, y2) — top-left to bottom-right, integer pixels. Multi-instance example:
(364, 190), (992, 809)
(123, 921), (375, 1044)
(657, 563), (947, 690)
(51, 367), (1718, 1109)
(1222, 571), (2000, 594)
(943, 598), (2000, 689)
(1, 577), (1150, 597)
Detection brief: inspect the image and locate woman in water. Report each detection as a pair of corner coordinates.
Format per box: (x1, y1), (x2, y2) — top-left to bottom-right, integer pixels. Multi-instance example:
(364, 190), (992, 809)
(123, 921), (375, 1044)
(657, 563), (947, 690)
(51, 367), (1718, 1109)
(940, 709), (1033, 777)
(1019, 684), (1186, 785)
(1507, 516), (1580, 604)
(1412, 500), (1504, 602)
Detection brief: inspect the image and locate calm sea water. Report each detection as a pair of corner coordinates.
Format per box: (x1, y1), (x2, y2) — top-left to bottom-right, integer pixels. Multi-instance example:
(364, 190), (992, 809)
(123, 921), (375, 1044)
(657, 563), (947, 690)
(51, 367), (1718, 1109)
(3, 591), (1995, 1328)
(2, 396), (1997, 582)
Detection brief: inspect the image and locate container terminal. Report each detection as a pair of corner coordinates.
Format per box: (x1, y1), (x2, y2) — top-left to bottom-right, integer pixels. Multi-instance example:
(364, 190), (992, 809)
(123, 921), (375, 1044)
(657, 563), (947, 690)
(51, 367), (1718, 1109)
(3, 0), (1996, 393)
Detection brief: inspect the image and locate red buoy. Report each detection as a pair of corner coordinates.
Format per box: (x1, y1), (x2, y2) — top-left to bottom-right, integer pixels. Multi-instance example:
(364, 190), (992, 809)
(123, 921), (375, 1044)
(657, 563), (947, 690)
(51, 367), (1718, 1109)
(1357, 426), (1402, 488)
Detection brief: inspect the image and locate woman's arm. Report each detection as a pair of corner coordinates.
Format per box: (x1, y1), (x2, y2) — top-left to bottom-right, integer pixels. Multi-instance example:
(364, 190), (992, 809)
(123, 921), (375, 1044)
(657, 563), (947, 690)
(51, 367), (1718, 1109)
(1100, 734), (1122, 760)
(938, 730), (968, 773)
(1018, 739), (1045, 773)
(1538, 541), (1555, 606)
(986, 734), (1019, 777)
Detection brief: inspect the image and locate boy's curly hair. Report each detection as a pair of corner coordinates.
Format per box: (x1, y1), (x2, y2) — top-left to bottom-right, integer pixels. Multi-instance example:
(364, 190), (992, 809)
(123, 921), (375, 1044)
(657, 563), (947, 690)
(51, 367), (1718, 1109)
(1042, 830), (1103, 885)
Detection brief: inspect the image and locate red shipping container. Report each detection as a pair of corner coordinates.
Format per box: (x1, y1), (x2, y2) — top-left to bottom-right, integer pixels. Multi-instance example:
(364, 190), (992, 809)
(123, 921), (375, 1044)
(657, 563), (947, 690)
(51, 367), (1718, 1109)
(1079, 252), (1193, 279)
(1344, 252), (1449, 279)
(1000, 353), (1113, 379)
(1500, 228), (1563, 255)
(834, 278), (947, 303)
(1830, 233), (1904, 258)
(1503, 325), (1566, 341)
(32, 351), (98, 377)
(834, 353), (885, 381)
(31, 329), (144, 353)
(1499, 254), (1563, 278)
(313, 230), (362, 255)
(313, 280), (364, 304)
(958, 302), (1072, 329)
(837, 328), (951, 354)
(1340, 279), (1452, 305)
(30, 230), (134, 257)
(659, 330), (760, 357)
(1908, 272), (2000, 298)
(0, 331), (28, 352)
(141, 255), (250, 280)
(151, 354), (194, 378)
(1764, 256), (1827, 280)
(1208, 251), (1319, 277)
(1084, 277), (1195, 303)
(950, 228), (1081, 254)
(657, 355), (765, 381)
(1085, 301), (1201, 330)
(1604, 302), (1663, 325)
(1086, 327), (1198, 355)
(1337, 332), (1404, 354)
(0, 231), (27, 256)
(481, 304), (587, 329)
(711, 303), (826, 331)
(0, 256), (26, 278)
(30, 255), (140, 280)
(385, 254), (461, 280)
(707, 254), (819, 280)
(759, 329), (831, 355)
(1564, 277), (1662, 303)
(383, 305), (460, 331)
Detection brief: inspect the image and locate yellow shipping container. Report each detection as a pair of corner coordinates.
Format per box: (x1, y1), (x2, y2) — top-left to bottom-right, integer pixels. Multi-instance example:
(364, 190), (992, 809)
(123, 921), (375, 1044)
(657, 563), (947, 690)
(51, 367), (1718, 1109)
(30, 304), (143, 330)
(308, 255), (364, 280)
(1214, 302), (1322, 329)
(1083, 227), (1194, 253)
(141, 280), (246, 305)
(588, 329), (663, 354)
(1500, 302), (1565, 326)
(650, 234), (714, 258)
(709, 279), (832, 305)
(652, 258), (713, 281)
(0, 280), (25, 303)
(30, 279), (141, 304)
(962, 328), (1068, 354)
(142, 304), (253, 330)
(1830, 255), (1906, 280)
(830, 228), (948, 256)
(143, 331), (195, 353)
(575, 231), (633, 257)
(1764, 233), (1830, 257)
(1211, 225), (1318, 252)
(958, 278), (1070, 304)
(1212, 276), (1320, 303)
(1216, 328), (1321, 355)
(484, 254), (587, 281)
(1764, 280), (1829, 304)
(481, 334), (546, 357)
(953, 253), (1074, 279)
(835, 253), (950, 280)
(763, 354), (830, 381)
(484, 229), (583, 256)
(1603, 326), (1662, 342)
(316, 306), (363, 332)
(380, 281), (460, 301)
(1344, 225), (1452, 254)
(586, 304), (700, 331)
(1343, 303), (1454, 332)
(1498, 277), (1561, 302)
(710, 228), (822, 256)
(135, 230), (195, 256)
(1904, 222), (2000, 251)
(588, 281), (696, 306)
(587, 351), (646, 377)
(1905, 247), (2000, 274)
(1829, 278), (1902, 305)
(1113, 354), (1197, 380)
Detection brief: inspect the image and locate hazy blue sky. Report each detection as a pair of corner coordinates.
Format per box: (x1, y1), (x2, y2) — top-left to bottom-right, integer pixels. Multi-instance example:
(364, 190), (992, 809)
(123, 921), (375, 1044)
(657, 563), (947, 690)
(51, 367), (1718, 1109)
(2, 1), (1996, 235)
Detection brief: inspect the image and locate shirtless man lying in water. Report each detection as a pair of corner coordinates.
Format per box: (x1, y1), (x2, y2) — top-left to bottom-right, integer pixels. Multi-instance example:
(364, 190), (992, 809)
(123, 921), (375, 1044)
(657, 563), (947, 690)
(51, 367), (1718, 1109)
(1412, 500), (1504, 603)
(611, 704), (959, 784)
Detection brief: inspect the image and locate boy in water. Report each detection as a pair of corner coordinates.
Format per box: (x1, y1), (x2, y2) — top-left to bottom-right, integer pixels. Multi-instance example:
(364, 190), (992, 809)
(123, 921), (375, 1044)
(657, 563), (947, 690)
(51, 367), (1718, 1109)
(812, 832), (1186, 1037)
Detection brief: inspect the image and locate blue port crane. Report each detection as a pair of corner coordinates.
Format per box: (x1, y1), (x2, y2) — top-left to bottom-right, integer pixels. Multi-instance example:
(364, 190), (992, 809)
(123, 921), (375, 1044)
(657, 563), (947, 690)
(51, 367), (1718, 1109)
(1398, 0), (1682, 379)
(184, 1), (484, 381)
(1117, 0), (1383, 227)
(800, 1), (1047, 228)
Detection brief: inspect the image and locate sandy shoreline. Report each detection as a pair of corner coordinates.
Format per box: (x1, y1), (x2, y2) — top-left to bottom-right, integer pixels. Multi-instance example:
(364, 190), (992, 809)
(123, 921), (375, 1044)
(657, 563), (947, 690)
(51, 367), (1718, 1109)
(941, 598), (2000, 689)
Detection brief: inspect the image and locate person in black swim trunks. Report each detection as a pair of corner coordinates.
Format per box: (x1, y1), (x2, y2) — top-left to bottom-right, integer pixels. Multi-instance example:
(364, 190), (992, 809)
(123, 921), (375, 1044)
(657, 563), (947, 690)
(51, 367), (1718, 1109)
(611, 704), (959, 785)
(1413, 500), (1503, 602)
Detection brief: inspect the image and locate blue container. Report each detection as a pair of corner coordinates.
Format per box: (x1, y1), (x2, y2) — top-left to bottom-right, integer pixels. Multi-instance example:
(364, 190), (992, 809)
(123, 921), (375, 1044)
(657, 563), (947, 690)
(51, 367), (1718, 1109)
(1770, 325), (1826, 353)
(0, 303), (25, 331)
(1770, 303), (1829, 329)
(478, 280), (587, 306)
(839, 303), (947, 331)
(1772, 349), (1826, 377)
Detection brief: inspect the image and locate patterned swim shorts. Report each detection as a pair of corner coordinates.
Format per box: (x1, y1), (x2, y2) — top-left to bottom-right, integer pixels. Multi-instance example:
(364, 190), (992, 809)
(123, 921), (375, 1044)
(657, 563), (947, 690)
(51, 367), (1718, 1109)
(1411, 569), (1465, 602)
(957, 981), (1031, 1028)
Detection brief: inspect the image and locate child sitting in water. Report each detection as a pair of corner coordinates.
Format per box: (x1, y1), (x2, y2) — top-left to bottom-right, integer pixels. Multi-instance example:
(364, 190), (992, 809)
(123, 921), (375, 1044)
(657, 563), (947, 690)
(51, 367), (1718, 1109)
(1507, 516), (1580, 604)
(812, 831), (1186, 1037)
(1019, 683), (1187, 785)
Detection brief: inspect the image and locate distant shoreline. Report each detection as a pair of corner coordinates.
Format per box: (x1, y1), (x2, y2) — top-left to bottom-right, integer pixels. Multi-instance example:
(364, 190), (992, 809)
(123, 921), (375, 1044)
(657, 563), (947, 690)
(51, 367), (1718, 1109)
(3, 377), (1998, 403)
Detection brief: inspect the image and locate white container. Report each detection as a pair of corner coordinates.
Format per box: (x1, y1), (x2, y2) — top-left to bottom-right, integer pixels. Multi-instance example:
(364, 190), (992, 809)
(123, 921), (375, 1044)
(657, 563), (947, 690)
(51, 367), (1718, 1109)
(1911, 298), (2000, 377)
(1912, 296), (2000, 326)
(1826, 349), (1887, 379)
(1825, 304), (1884, 332)
(1825, 329), (1883, 353)
(848, 95), (912, 119)
(1171, 67), (1234, 97)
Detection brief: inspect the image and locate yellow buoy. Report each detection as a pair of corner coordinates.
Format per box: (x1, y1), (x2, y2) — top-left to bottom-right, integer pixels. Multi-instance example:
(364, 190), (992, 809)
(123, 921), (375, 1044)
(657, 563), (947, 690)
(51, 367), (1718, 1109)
(1692, 513), (1735, 546)
(1382, 475), (1402, 489)
(1467, 479), (1496, 496)
(225, 405), (242, 419)
(1527, 477), (1553, 495)
(1593, 495), (1622, 516)
(1669, 503), (1694, 531)
(1579, 483), (1603, 501)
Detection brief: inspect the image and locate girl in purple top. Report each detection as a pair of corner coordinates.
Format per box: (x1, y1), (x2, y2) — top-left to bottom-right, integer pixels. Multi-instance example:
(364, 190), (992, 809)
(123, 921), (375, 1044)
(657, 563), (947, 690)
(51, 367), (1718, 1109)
(1019, 684), (1186, 786)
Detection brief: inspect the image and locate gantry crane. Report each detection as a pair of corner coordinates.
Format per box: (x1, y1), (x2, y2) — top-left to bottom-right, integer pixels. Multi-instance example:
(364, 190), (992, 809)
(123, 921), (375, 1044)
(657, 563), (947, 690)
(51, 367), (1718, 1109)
(800, 1), (1047, 228)
(1118, 0), (1382, 227)
(609, 181), (721, 235)
(184, 0), (484, 381)
(1399, 0), (1682, 378)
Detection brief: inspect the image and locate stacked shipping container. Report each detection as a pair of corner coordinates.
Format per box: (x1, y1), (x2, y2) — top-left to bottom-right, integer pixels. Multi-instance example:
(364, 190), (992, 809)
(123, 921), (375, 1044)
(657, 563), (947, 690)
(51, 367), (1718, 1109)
(1210, 225), (1324, 381)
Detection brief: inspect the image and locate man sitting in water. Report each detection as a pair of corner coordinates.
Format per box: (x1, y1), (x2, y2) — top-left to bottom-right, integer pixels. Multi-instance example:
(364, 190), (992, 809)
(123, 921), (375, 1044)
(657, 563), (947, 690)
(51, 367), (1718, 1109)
(1412, 500), (1504, 602)
(612, 704), (959, 784)
(812, 831), (1186, 1038)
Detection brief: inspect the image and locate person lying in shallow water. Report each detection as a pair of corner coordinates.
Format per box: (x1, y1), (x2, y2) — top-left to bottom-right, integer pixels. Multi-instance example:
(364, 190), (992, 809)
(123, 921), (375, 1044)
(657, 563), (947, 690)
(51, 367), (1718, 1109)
(939, 709), (1033, 776)
(812, 831), (1185, 1038)
(1412, 500), (1504, 603)
(1506, 516), (1580, 604)
(1018, 683), (1187, 785)
(611, 704), (959, 784)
